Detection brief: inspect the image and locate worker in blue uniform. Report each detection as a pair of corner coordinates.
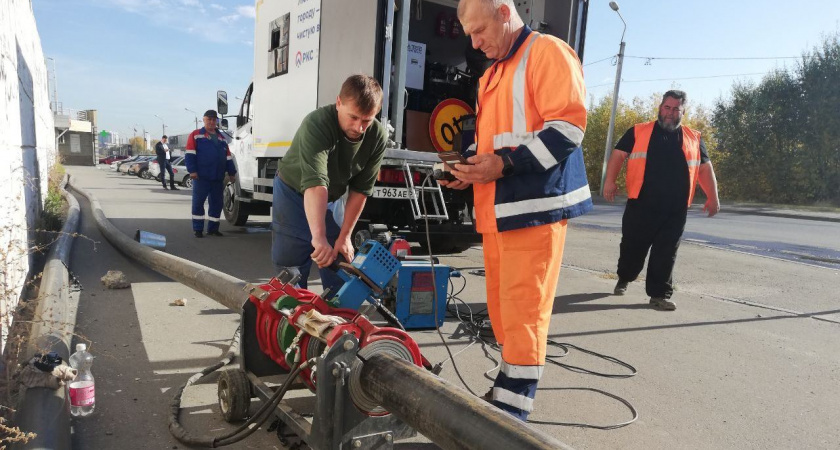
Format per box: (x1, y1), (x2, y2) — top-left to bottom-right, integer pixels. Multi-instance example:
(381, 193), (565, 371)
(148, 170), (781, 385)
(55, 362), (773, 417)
(184, 110), (237, 238)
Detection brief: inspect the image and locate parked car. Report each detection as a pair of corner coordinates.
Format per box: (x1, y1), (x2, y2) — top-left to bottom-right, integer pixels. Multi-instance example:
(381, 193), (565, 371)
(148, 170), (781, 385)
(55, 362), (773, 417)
(119, 156), (153, 174)
(172, 157), (192, 188)
(99, 154), (129, 165)
(149, 156), (184, 181)
(112, 155), (141, 171)
(128, 156), (156, 178)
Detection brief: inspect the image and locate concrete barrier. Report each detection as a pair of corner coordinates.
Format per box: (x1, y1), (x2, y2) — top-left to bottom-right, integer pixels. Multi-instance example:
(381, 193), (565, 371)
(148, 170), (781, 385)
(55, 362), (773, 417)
(12, 174), (80, 450)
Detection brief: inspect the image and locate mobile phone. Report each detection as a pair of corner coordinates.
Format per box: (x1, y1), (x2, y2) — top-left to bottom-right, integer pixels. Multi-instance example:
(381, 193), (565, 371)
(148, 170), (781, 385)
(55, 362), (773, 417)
(438, 151), (470, 170)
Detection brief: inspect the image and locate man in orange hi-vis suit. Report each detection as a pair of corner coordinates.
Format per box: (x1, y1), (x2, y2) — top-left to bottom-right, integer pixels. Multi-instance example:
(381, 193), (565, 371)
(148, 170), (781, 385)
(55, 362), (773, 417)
(441, 0), (591, 421)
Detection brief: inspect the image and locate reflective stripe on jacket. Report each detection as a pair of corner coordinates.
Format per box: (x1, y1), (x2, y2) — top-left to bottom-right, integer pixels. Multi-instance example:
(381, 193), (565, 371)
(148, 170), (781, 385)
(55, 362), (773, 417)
(184, 127), (236, 181)
(626, 121), (701, 206)
(473, 26), (591, 234)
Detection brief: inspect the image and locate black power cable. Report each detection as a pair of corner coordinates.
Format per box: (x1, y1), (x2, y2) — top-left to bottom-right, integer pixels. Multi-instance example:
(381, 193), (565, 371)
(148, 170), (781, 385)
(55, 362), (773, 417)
(168, 326), (311, 447)
(418, 174), (478, 395)
(419, 171), (638, 429)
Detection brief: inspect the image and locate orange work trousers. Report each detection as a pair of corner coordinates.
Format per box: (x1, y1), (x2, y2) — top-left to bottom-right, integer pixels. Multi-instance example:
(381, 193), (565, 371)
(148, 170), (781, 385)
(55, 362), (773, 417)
(482, 220), (567, 366)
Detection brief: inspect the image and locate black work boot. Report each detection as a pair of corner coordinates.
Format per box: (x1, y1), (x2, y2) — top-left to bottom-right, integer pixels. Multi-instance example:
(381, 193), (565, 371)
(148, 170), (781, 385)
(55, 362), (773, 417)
(649, 297), (676, 311)
(614, 280), (629, 296)
(170, 182), (179, 191)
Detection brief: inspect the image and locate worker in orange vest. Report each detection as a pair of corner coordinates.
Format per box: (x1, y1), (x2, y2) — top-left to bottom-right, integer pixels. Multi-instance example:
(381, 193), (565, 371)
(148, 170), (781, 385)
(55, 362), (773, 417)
(603, 90), (720, 311)
(443, 0), (591, 421)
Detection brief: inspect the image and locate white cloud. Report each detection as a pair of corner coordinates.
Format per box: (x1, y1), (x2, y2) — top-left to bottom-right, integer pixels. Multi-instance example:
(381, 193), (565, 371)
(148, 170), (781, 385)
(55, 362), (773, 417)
(98, 0), (254, 44)
(236, 5), (256, 19)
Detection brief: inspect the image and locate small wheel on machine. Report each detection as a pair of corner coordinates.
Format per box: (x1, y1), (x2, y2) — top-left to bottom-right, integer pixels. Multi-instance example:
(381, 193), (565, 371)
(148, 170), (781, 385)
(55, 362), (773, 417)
(217, 369), (251, 423)
(353, 229), (372, 249)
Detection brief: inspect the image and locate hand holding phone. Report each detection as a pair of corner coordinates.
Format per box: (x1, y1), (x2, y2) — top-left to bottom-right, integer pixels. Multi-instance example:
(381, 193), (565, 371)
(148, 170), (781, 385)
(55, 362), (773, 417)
(438, 151), (471, 171)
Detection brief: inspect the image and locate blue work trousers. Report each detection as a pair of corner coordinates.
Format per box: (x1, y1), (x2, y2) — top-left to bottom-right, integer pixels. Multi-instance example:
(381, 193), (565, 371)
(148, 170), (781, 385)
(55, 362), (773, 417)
(271, 176), (344, 294)
(192, 179), (224, 232)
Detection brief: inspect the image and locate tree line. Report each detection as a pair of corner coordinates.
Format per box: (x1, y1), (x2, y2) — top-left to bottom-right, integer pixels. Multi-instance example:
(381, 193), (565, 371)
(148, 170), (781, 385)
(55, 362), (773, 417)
(583, 33), (839, 207)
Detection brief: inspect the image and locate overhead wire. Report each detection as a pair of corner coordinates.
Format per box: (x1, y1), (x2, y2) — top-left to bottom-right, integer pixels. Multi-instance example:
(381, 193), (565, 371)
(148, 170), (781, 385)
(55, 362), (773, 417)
(625, 55), (800, 61)
(587, 72), (768, 89)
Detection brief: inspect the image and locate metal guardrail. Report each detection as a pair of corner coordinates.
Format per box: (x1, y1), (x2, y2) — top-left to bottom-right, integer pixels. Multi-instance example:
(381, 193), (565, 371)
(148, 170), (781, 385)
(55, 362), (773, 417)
(65, 178), (575, 450)
(12, 174), (81, 450)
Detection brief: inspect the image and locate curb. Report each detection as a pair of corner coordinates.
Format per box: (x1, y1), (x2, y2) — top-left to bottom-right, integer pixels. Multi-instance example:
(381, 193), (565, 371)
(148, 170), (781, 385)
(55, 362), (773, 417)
(12, 174), (81, 450)
(589, 194), (840, 223)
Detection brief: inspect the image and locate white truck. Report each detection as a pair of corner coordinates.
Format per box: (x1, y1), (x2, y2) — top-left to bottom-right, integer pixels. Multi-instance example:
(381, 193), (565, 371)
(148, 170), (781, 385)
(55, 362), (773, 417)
(218, 0), (588, 253)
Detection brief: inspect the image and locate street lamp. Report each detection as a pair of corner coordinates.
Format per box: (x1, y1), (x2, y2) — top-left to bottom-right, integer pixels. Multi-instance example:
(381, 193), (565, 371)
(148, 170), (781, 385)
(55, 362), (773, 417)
(154, 114), (167, 137)
(599, 1), (627, 196)
(134, 123), (147, 153)
(185, 108), (199, 130)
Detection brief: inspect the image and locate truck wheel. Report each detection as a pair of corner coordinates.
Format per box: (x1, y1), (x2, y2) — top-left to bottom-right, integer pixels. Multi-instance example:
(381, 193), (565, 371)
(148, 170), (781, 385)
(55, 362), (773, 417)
(224, 181), (250, 226)
(217, 369), (251, 423)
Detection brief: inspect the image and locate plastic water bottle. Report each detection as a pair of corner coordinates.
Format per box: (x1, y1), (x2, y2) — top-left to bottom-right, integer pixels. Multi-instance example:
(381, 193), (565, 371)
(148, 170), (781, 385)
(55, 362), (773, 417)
(68, 343), (95, 417)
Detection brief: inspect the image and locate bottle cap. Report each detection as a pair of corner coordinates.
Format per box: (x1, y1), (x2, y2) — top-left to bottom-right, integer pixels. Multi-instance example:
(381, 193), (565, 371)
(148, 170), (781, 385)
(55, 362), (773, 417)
(76, 343), (87, 352)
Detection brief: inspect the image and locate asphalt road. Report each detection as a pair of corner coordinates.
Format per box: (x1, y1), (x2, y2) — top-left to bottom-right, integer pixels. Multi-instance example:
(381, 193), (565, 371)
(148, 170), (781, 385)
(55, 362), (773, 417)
(575, 202), (840, 269)
(64, 166), (840, 450)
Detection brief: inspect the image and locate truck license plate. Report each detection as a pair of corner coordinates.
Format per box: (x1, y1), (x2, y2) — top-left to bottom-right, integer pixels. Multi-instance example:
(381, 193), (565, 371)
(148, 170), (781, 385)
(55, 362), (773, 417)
(373, 187), (411, 199)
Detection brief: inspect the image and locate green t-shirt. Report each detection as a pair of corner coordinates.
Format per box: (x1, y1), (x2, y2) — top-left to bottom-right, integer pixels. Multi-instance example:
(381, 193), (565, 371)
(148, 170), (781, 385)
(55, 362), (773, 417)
(277, 104), (387, 202)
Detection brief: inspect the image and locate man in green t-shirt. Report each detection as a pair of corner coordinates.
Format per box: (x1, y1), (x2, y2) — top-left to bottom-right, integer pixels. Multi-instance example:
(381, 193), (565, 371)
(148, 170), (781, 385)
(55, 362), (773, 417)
(272, 74), (387, 293)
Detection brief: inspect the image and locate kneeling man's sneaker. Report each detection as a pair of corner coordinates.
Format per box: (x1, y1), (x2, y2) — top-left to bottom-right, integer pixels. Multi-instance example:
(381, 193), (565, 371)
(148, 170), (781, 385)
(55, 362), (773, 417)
(614, 280), (629, 296)
(649, 297), (676, 311)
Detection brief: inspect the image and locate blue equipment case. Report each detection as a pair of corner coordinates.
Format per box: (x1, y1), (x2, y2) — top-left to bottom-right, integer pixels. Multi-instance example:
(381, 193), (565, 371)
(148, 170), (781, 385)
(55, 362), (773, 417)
(394, 262), (450, 329)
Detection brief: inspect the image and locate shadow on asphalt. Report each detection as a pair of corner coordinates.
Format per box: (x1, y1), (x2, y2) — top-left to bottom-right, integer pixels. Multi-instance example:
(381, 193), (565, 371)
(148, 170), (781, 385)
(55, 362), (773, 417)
(552, 292), (649, 313)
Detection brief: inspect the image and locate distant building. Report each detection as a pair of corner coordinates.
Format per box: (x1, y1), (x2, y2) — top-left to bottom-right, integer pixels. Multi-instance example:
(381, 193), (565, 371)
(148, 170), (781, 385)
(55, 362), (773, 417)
(55, 109), (97, 166)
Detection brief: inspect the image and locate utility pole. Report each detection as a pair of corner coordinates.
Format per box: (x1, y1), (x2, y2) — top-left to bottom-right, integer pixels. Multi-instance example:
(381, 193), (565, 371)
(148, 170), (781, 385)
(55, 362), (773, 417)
(185, 108), (199, 130)
(599, 1), (627, 196)
(154, 114), (167, 138)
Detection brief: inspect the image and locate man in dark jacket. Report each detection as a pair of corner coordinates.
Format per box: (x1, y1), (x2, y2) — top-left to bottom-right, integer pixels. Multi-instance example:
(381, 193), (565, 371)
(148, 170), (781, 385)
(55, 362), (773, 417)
(185, 110), (237, 238)
(155, 135), (178, 190)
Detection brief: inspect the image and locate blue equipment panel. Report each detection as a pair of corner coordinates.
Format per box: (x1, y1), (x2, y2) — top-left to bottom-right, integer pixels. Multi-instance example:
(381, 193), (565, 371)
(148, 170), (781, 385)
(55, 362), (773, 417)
(335, 240), (400, 310)
(395, 262), (450, 329)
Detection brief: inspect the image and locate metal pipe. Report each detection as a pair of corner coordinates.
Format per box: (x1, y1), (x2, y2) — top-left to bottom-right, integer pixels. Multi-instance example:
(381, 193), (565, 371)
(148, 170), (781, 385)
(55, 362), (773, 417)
(12, 174), (81, 450)
(69, 180), (576, 449)
(68, 181), (249, 312)
(360, 353), (576, 450)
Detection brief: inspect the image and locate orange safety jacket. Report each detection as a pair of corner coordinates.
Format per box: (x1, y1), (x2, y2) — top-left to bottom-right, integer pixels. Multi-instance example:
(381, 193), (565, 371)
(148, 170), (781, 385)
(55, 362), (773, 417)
(626, 121), (702, 207)
(473, 26), (591, 233)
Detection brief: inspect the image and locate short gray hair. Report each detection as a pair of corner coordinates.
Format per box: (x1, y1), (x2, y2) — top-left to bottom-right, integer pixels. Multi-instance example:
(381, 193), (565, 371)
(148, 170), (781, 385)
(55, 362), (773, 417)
(662, 90), (688, 106)
(459, 0), (515, 16)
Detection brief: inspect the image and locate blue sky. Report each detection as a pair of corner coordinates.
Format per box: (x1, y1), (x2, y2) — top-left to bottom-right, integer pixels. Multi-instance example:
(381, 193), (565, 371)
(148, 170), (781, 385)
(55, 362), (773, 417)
(33, 0), (840, 138)
(33, 0), (256, 140)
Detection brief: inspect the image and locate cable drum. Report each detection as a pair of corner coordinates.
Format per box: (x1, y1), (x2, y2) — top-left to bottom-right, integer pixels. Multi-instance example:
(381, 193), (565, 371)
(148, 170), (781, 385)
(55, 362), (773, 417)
(349, 339), (415, 416)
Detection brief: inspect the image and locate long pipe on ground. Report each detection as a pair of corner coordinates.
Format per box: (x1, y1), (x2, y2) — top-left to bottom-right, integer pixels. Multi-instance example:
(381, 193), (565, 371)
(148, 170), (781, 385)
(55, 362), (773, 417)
(69, 180), (249, 312)
(12, 174), (81, 450)
(69, 179), (575, 450)
(362, 353), (575, 450)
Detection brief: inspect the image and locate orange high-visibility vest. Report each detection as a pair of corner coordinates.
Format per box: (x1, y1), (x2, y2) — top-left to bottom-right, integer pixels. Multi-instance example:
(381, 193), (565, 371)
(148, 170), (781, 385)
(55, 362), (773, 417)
(473, 29), (589, 233)
(626, 121), (702, 206)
